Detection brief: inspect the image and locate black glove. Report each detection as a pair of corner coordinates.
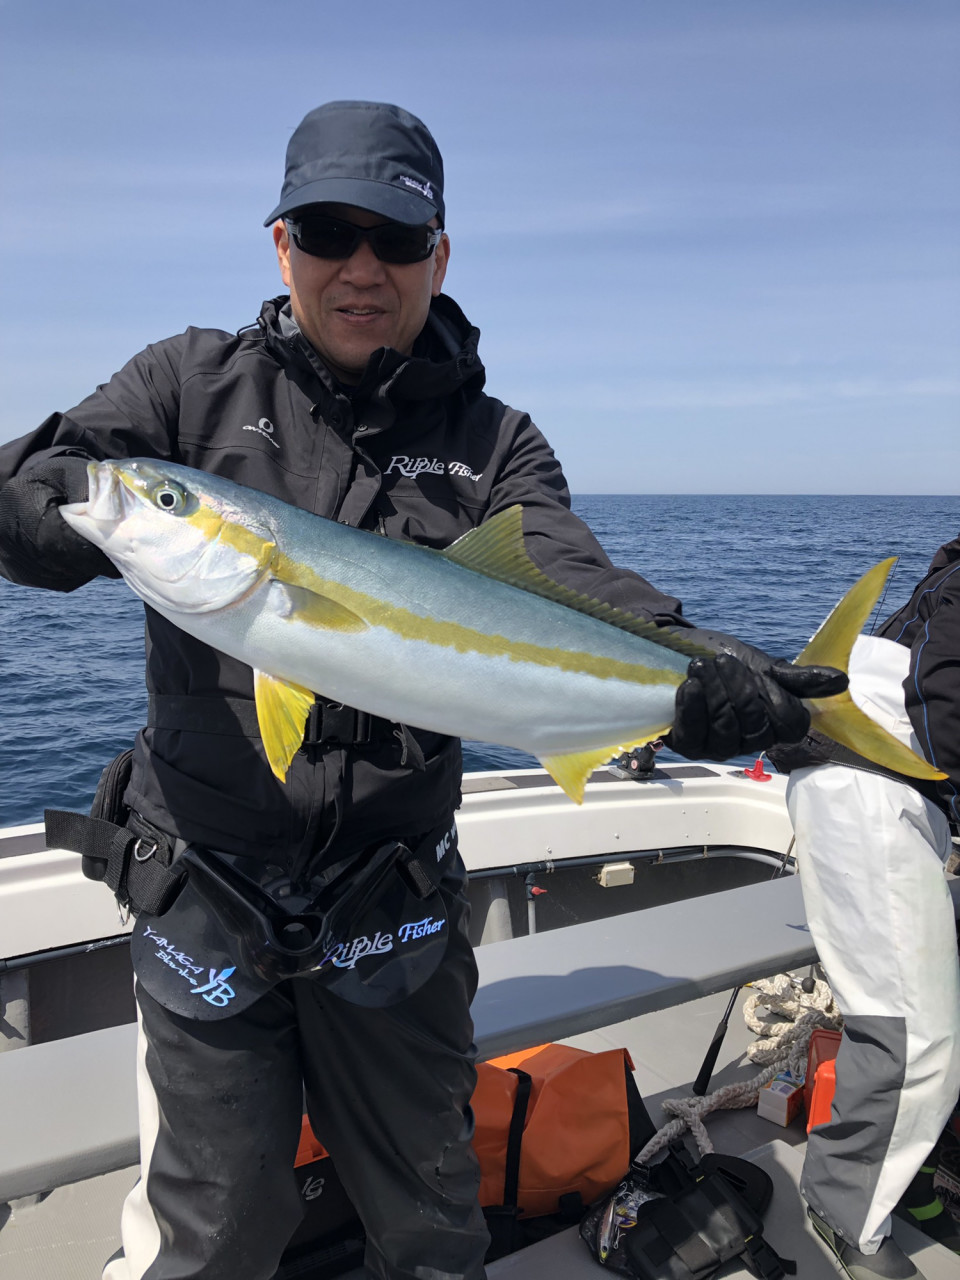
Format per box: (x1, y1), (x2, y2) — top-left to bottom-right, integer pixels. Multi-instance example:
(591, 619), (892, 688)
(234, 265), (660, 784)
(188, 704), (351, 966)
(0, 453), (119, 592)
(667, 628), (848, 763)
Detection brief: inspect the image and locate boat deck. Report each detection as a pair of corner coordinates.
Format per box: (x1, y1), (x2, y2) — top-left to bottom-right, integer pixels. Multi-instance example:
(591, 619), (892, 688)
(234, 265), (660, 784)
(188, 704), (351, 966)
(3, 987), (959, 1278)
(3, 770), (958, 1277)
(541, 999), (960, 1279)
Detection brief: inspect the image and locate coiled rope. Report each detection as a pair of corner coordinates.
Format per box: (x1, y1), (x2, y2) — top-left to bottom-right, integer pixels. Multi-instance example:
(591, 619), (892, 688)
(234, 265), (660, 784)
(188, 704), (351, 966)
(635, 973), (842, 1164)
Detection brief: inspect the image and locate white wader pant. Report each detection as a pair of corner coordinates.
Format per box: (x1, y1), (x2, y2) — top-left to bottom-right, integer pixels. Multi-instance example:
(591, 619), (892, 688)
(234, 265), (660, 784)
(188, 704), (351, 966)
(787, 634), (960, 1254)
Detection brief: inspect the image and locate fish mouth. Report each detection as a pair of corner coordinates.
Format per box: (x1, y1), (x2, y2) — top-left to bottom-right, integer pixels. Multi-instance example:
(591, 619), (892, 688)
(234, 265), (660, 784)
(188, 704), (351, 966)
(61, 460), (166, 558)
(61, 460), (129, 532)
(87, 460), (125, 519)
(74, 459), (161, 523)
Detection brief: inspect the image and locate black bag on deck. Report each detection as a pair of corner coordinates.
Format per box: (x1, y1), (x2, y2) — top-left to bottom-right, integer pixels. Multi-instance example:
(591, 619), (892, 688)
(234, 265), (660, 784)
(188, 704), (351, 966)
(580, 1141), (795, 1279)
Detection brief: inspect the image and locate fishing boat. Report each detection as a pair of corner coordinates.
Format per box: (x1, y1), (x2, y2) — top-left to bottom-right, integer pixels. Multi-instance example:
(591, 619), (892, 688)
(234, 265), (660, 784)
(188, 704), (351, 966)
(2, 759), (959, 1278)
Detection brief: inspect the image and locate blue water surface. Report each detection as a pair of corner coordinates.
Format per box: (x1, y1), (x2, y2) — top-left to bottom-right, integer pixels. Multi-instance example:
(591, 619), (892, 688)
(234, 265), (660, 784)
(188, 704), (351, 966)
(1, 494), (957, 826)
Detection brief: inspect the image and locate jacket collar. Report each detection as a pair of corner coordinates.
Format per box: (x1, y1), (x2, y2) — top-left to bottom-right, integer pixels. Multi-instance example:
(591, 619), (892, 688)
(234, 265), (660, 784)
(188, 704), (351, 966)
(928, 535), (960, 574)
(257, 293), (486, 412)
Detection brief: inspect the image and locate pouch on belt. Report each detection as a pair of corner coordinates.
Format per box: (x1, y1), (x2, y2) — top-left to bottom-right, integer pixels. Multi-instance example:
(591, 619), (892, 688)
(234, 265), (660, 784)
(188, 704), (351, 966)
(129, 818), (459, 1018)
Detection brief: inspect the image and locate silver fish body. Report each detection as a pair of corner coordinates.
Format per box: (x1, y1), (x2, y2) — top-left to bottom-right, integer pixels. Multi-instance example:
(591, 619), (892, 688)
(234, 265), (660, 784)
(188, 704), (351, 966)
(61, 458), (943, 801)
(62, 459), (690, 797)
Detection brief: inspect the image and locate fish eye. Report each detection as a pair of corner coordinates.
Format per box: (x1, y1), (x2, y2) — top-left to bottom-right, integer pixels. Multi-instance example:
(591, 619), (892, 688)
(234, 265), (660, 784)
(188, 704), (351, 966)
(153, 483), (187, 514)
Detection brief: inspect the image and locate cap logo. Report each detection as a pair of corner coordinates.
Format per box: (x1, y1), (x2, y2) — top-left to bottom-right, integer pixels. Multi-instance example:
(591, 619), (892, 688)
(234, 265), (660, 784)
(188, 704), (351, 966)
(398, 176), (434, 200)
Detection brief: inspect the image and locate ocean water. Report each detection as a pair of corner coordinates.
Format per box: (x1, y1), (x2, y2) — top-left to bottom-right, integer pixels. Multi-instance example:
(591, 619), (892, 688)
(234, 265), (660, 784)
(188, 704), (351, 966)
(1, 494), (957, 827)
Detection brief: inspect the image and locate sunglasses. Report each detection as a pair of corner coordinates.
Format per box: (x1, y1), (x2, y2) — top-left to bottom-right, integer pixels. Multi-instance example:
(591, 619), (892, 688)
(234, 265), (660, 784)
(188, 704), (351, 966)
(285, 214), (443, 265)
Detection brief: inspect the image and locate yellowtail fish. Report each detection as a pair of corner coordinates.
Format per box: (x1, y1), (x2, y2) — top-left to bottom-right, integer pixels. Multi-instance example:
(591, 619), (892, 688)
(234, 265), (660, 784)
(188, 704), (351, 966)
(61, 460), (945, 803)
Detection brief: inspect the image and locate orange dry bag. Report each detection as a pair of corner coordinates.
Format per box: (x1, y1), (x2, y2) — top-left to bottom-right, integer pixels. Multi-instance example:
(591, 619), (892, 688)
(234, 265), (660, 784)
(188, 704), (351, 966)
(473, 1042), (655, 1258)
(287, 1042), (654, 1270)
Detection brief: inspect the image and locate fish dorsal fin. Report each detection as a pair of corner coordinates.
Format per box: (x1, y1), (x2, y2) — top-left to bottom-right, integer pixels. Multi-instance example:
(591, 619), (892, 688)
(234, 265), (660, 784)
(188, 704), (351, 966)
(442, 506), (709, 659)
(253, 669), (316, 782)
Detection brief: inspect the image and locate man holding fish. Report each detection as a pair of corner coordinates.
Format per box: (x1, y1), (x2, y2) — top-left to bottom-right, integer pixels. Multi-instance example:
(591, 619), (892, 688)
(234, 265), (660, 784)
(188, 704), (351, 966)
(0, 101), (918, 1280)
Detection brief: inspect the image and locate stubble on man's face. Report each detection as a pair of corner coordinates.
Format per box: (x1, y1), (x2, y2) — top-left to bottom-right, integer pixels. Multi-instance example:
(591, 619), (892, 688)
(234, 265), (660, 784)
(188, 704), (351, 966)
(273, 206), (450, 384)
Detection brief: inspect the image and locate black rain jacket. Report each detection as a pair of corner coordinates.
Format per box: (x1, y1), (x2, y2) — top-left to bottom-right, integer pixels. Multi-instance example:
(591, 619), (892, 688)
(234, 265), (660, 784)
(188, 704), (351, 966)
(0, 294), (686, 870)
(875, 535), (960, 825)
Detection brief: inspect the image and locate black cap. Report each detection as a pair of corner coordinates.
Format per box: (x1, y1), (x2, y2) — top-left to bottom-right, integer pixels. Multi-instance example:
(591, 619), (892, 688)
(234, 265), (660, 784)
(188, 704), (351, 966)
(264, 100), (444, 228)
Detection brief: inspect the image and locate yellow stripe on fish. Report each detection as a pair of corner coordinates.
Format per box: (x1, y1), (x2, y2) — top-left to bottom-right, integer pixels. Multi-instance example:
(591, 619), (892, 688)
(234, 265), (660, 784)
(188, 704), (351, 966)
(186, 499), (686, 685)
(273, 548), (683, 687)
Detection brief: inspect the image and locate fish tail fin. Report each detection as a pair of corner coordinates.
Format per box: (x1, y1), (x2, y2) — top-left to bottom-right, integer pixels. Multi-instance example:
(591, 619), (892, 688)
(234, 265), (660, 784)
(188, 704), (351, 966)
(794, 558), (946, 782)
(807, 692), (946, 782)
(795, 557), (895, 672)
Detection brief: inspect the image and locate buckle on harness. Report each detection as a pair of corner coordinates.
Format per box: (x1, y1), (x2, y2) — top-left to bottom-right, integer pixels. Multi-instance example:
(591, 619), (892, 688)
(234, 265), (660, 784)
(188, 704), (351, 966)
(302, 700), (372, 749)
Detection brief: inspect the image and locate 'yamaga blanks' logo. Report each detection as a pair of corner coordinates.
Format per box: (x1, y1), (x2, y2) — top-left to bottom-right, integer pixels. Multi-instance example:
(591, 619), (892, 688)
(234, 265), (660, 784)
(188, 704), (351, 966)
(143, 924), (237, 1007)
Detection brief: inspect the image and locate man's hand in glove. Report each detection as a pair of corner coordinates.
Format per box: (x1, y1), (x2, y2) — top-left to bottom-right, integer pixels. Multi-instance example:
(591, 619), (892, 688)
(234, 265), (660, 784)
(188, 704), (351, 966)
(0, 454), (120, 592)
(667, 629), (848, 763)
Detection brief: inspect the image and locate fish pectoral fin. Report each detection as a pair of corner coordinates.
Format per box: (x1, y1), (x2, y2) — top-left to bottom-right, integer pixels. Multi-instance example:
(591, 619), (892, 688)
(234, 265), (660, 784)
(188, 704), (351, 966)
(809, 692), (947, 783)
(442, 508), (708, 658)
(253, 670), (316, 782)
(269, 580), (368, 632)
(539, 731), (669, 804)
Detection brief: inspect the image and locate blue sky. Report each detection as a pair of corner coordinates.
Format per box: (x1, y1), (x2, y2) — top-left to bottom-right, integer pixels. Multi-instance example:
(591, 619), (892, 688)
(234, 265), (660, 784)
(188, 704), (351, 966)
(2, 0), (958, 494)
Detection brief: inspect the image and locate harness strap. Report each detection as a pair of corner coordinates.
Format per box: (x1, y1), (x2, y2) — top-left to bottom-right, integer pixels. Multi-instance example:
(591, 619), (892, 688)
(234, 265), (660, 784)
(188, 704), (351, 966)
(811, 739), (920, 788)
(44, 807), (186, 917)
(148, 693), (420, 761)
(44, 809), (135, 892)
(148, 694), (261, 737)
(397, 846), (437, 899)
